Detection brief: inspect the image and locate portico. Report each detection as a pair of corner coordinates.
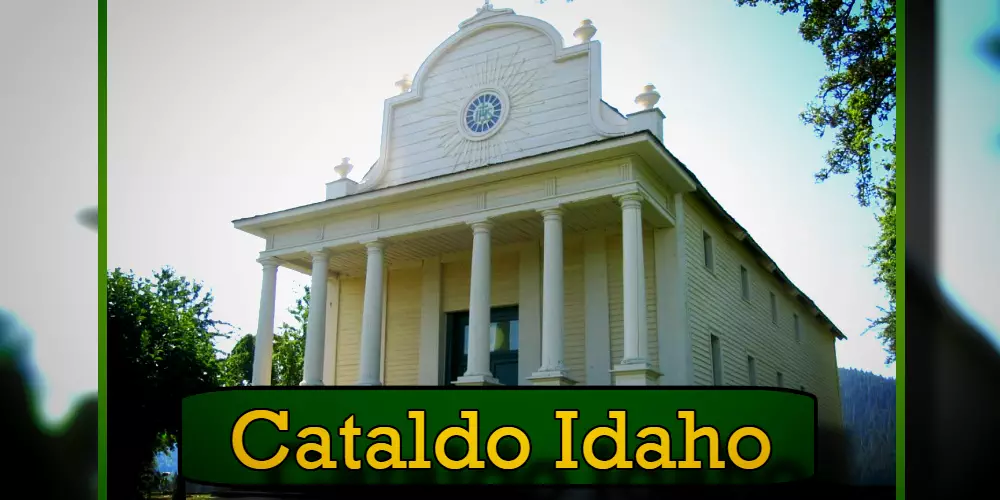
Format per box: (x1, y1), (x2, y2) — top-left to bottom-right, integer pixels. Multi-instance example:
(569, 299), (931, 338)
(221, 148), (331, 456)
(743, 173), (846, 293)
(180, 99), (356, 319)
(240, 140), (695, 388)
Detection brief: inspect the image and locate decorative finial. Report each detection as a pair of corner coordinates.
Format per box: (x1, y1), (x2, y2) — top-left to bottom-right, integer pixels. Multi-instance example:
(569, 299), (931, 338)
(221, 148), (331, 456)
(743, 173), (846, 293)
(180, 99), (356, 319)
(573, 19), (597, 43)
(334, 157), (354, 179)
(478, 0), (494, 13)
(634, 84), (661, 110)
(395, 74), (412, 94)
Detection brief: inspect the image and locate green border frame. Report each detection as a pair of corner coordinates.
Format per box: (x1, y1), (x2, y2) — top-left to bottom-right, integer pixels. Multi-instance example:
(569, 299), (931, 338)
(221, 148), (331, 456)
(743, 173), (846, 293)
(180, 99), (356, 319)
(895, 0), (906, 498)
(92, 0), (905, 496)
(98, 1), (108, 499)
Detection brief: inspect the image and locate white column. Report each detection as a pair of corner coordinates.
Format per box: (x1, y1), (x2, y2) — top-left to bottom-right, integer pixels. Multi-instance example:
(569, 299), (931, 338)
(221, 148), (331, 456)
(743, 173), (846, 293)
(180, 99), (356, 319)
(301, 250), (329, 386)
(357, 240), (385, 385)
(657, 193), (693, 385)
(252, 257), (280, 386)
(540, 208), (565, 370)
(619, 194), (648, 363)
(457, 220), (499, 385)
(529, 208), (574, 385)
(612, 193), (659, 385)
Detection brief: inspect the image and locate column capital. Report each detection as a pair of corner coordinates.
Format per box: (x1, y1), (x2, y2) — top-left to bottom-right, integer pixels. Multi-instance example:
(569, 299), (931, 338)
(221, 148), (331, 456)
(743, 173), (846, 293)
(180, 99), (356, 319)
(362, 239), (385, 252)
(614, 192), (644, 208)
(469, 219), (494, 233)
(309, 249), (330, 262)
(537, 206), (564, 219)
(257, 256), (281, 268)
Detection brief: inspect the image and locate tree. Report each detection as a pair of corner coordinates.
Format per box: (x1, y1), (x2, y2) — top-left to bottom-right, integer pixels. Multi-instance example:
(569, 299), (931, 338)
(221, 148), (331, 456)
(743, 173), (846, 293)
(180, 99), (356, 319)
(868, 173), (896, 361)
(838, 367), (895, 484)
(219, 285), (310, 387)
(219, 333), (255, 387)
(734, 0), (897, 363)
(271, 285), (309, 386)
(107, 267), (227, 498)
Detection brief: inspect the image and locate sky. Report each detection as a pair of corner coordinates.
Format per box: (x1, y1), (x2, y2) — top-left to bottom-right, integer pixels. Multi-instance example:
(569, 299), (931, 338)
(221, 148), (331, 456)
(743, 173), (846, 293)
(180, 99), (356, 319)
(8, 0), (998, 423)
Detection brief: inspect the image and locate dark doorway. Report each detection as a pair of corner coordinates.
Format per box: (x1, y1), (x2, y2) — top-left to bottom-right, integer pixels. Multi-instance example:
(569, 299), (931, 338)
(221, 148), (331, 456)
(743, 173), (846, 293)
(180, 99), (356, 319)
(444, 306), (519, 386)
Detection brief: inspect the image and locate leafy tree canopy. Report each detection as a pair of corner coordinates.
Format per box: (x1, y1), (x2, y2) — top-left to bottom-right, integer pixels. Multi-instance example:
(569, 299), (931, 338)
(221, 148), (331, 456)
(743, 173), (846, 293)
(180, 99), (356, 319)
(868, 174), (896, 362)
(735, 0), (896, 204)
(272, 285), (309, 386)
(219, 332), (255, 387)
(107, 267), (227, 497)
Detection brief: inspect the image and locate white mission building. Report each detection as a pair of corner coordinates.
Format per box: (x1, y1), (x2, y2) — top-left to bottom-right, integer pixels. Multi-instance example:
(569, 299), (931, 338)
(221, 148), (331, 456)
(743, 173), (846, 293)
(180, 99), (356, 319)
(234, 2), (845, 428)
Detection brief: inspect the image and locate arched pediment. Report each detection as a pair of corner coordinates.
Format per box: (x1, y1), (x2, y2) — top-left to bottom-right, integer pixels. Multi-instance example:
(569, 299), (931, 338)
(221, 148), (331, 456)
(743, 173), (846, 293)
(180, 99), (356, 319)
(408, 11), (570, 99)
(359, 5), (629, 191)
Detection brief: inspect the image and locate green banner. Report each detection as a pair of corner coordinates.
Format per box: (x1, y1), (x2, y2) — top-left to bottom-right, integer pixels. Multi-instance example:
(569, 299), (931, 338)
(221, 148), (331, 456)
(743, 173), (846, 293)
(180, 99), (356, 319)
(180, 387), (815, 486)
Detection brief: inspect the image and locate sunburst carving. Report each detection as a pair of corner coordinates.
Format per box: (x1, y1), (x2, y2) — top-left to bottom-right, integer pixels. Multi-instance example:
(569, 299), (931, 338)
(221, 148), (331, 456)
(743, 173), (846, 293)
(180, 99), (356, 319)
(420, 45), (548, 173)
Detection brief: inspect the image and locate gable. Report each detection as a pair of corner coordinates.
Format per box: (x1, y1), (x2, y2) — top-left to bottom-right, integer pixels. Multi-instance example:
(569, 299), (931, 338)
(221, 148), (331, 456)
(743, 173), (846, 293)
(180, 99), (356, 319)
(359, 7), (632, 192)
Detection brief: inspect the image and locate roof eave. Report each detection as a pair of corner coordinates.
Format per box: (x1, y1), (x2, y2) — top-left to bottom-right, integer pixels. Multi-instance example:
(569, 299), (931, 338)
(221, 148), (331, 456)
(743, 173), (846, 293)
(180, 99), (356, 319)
(233, 131), (846, 341)
(689, 183), (847, 340)
(635, 133), (846, 341)
(232, 131), (677, 235)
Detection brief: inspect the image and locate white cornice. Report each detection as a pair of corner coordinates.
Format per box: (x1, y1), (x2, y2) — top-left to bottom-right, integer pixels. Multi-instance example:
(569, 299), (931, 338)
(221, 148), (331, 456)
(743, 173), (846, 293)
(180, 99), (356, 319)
(235, 132), (695, 235)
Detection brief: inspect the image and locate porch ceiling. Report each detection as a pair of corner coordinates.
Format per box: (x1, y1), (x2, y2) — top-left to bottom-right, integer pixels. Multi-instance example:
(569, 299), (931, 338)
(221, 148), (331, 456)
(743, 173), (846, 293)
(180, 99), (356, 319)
(277, 195), (625, 278)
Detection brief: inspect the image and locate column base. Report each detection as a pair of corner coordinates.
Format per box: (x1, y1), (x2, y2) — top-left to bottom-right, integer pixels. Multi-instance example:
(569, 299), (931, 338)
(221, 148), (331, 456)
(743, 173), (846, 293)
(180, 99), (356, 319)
(300, 379), (324, 386)
(611, 362), (661, 386)
(453, 374), (502, 386)
(527, 370), (577, 386)
(356, 379), (383, 386)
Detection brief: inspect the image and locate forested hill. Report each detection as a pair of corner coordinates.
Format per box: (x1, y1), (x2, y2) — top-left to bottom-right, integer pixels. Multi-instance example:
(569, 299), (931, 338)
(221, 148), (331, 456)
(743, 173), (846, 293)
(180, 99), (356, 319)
(839, 367), (896, 485)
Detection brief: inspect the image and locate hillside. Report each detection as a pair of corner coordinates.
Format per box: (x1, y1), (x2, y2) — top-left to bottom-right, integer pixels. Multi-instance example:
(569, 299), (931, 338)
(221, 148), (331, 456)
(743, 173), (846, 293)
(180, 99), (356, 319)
(839, 367), (896, 485)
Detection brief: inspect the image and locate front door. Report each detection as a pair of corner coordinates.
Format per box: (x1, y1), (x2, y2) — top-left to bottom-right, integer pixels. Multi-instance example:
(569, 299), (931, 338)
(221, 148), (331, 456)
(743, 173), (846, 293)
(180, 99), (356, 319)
(444, 306), (519, 386)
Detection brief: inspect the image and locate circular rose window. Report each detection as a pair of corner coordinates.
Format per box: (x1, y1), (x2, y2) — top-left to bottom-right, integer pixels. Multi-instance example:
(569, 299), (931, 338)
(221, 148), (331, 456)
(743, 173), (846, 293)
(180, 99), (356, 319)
(459, 88), (509, 140)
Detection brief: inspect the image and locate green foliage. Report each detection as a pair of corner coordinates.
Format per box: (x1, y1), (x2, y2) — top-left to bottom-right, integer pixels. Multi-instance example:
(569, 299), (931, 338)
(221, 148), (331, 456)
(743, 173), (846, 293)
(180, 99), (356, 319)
(219, 332), (255, 387)
(107, 266), (227, 498)
(735, 0), (897, 362)
(219, 285), (310, 387)
(839, 367), (895, 484)
(868, 169), (896, 363)
(272, 285), (309, 386)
